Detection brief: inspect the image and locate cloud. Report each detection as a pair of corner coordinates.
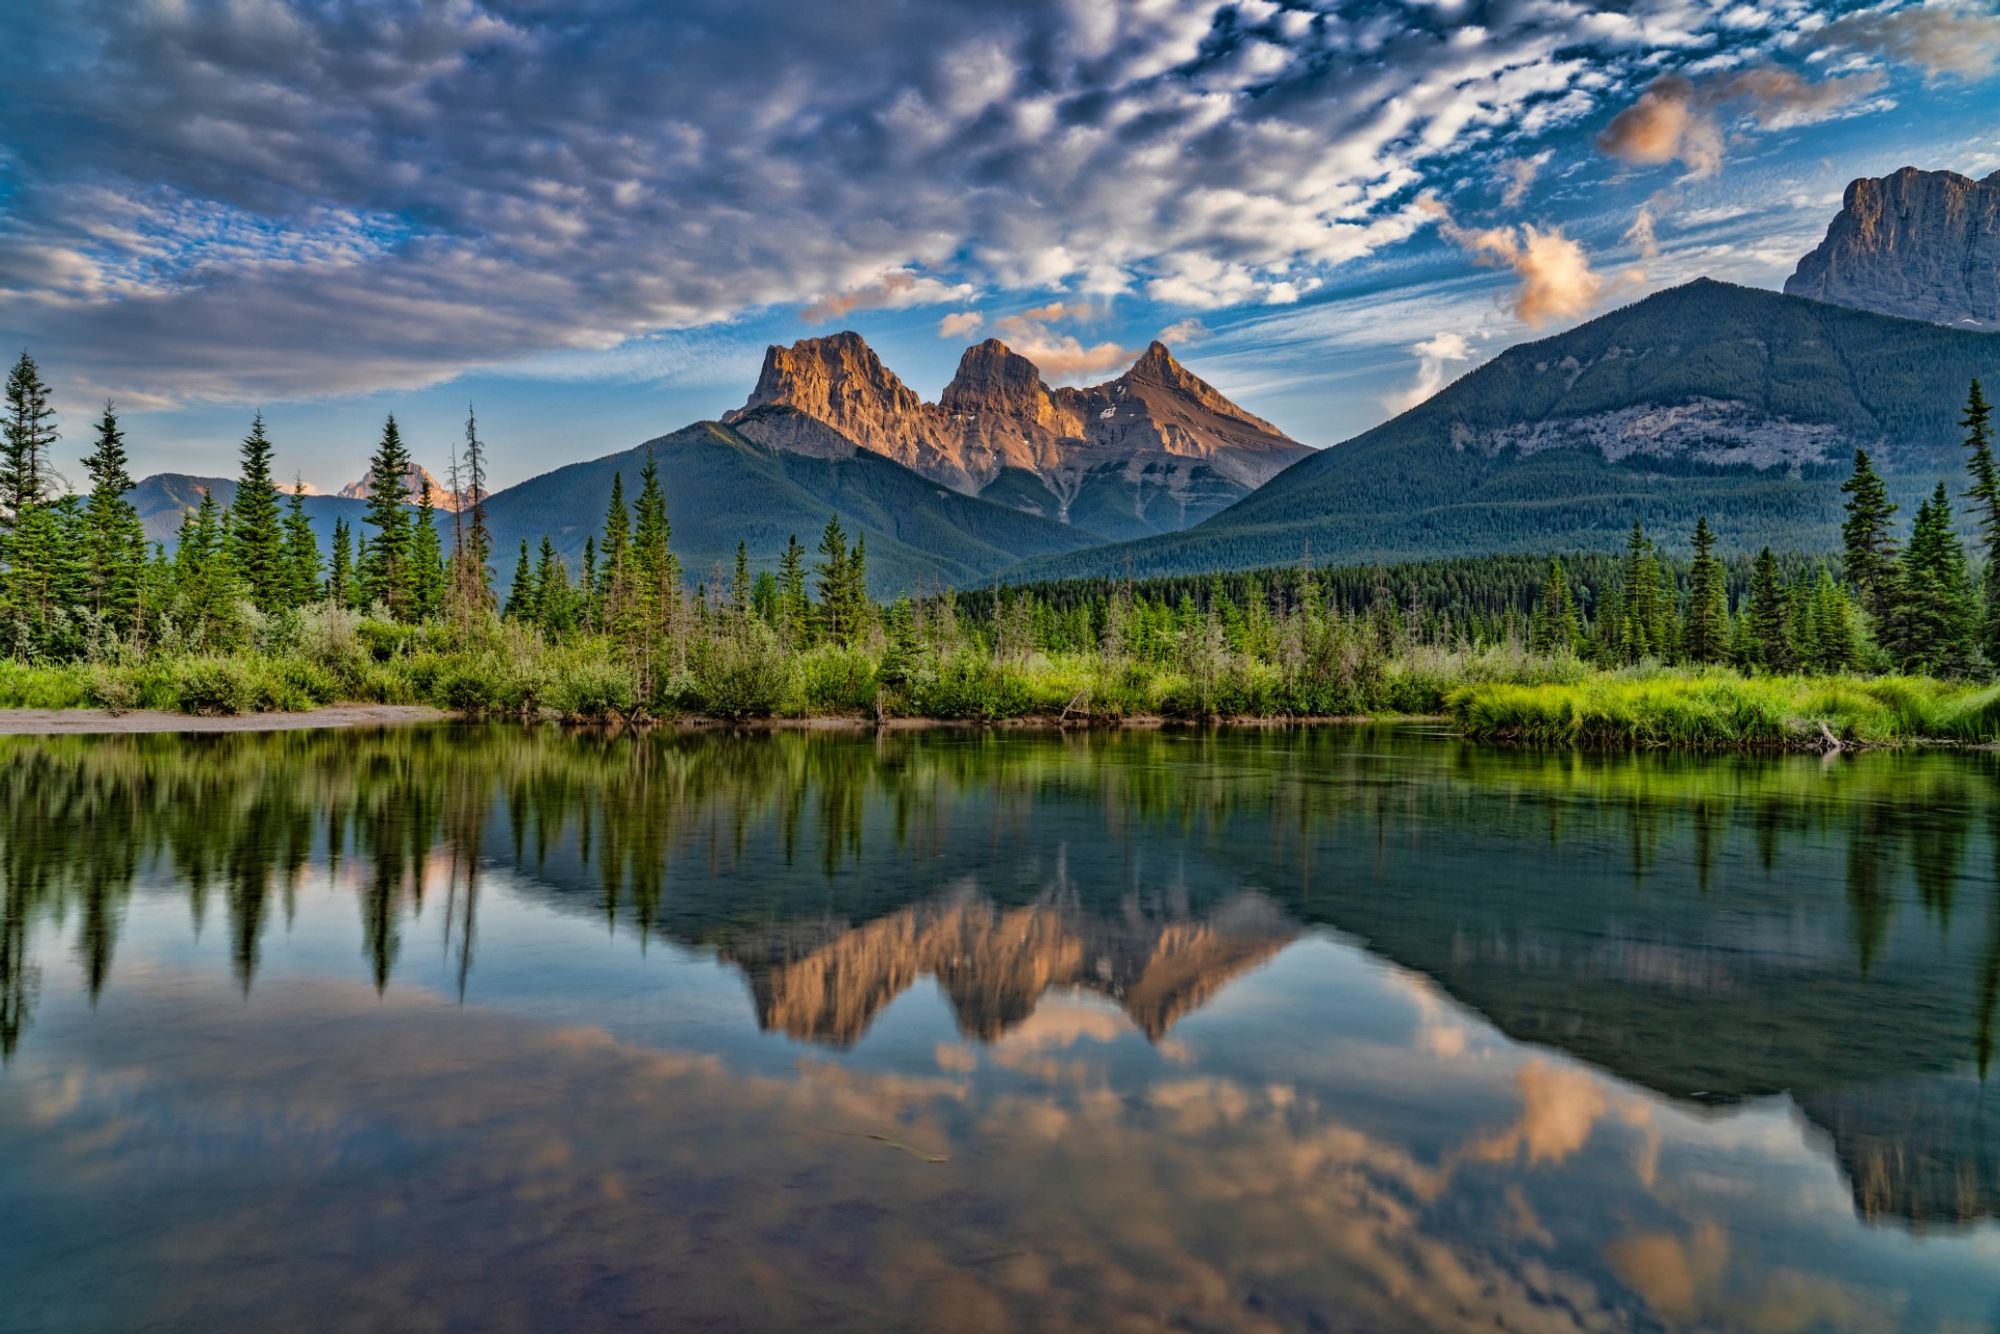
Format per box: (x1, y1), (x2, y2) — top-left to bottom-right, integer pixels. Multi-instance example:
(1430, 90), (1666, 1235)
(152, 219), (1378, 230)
(1497, 149), (1554, 207)
(936, 311), (984, 339)
(1427, 200), (1605, 326)
(1625, 204), (1661, 261)
(0, 0), (1803, 407)
(800, 272), (974, 323)
(1385, 331), (1472, 413)
(995, 309), (1131, 380)
(1808, 2), (2000, 82)
(1595, 67), (1885, 178)
(1595, 75), (1727, 176)
(1155, 317), (1212, 347)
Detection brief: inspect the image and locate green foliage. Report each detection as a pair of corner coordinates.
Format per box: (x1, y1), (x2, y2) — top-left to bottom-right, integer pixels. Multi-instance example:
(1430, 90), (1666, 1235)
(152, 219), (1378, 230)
(227, 414), (286, 611)
(359, 415), (414, 617)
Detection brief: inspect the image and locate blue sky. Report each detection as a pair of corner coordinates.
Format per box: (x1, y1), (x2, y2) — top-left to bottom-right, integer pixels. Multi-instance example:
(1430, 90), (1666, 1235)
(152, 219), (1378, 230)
(1, 0), (1997, 491)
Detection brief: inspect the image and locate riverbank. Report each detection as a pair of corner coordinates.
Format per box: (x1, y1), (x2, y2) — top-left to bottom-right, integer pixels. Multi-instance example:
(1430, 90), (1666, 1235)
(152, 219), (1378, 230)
(0, 705), (448, 735)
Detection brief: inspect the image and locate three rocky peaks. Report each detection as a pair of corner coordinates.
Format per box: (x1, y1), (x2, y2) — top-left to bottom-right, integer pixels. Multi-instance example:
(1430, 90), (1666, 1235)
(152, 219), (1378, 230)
(721, 332), (1308, 532)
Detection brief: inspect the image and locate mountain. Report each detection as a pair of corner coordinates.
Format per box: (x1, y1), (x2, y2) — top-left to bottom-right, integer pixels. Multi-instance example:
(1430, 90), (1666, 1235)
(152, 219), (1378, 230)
(1003, 280), (2000, 583)
(1785, 167), (2000, 329)
(723, 332), (1309, 540)
(127, 474), (374, 551)
(339, 462), (463, 510)
(478, 418), (1097, 595)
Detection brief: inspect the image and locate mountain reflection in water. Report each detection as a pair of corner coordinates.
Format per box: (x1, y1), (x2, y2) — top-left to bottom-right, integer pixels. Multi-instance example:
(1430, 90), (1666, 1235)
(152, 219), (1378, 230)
(1, 724), (1997, 1332)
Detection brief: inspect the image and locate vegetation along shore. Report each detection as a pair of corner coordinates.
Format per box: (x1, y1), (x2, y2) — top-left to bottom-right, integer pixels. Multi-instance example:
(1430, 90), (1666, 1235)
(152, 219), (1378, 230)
(5, 351), (2000, 749)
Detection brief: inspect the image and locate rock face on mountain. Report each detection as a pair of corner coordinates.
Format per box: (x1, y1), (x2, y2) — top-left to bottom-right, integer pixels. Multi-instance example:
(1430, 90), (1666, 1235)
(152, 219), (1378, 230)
(1785, 167), (2000, 329)
(721, 889), (1295, 1046)
(340, 462), (462, 509)
(723, 332), (1310, 539)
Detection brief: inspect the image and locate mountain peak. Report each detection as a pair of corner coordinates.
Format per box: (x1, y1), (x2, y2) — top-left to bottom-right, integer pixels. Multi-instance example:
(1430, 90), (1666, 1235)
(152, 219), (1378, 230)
(1784, 167), (2000, 329)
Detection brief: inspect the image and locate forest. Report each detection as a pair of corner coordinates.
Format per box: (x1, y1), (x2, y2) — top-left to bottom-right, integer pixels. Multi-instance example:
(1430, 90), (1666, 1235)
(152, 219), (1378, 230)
(5, 348), (2000, 747)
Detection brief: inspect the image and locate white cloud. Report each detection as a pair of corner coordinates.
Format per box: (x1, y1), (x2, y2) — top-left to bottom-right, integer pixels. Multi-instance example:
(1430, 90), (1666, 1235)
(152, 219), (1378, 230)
(1385, 331), (1472, 413)
(937, 310), (984, 339)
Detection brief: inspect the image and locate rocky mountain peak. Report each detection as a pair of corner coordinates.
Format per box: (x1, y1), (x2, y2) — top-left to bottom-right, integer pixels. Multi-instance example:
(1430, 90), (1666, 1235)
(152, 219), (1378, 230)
(1784, 166), (2000, 329)
(339, 462), (462, 510)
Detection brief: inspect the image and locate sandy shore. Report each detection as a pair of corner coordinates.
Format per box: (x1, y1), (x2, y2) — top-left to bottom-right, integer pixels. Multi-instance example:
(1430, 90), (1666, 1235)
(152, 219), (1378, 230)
(0, 705), (449, 736)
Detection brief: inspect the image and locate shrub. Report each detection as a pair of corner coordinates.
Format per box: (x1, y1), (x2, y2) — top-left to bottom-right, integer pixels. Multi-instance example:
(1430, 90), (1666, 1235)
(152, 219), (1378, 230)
(793, 646), (878, 716)
(690, 625), (791, 718)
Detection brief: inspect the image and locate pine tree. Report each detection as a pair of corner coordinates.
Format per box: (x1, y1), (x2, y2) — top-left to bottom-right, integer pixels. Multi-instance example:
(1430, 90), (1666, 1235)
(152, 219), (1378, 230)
(329, 519), (354, 611)
(1801, 564), (1857, 673)
(227, 413), (285, 611)
(532, 536), (571, 636)
(1684, 516), (1730, 664)
(1958, 380), (2000, 665)
(778, 533), (809, 648)
(410, 477), (445, 620)
(816, 515), (850, 645)
(732, 541), (750, 620)
(281, 483), (321, 607)
(505, 540), (535, 621)
(1746, 547), (1793, 673)
(1528, 557), (1579, 655)
(848, 534), (870, 640)
(2, 351), (56, 529)
(456, 404), (493, 611)
(1885, 483), (1979, 676)
(1841, 449), (1899, 625)
(598, 472), (631, 637)
(359, 415), (413, 617)
(79, 403), (146, 636)
(174, 489), (240, 647)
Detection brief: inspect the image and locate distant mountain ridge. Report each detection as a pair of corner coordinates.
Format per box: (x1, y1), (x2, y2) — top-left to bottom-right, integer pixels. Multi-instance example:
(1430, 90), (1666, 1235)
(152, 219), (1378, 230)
(1005, 279), (2000, 583)
(1786, 166), (2000, 329)
(724, 332), (1309, 539)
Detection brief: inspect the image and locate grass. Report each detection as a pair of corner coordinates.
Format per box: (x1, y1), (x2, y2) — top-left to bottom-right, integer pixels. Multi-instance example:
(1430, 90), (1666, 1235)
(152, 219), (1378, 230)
(1449, 669), (2000, 749)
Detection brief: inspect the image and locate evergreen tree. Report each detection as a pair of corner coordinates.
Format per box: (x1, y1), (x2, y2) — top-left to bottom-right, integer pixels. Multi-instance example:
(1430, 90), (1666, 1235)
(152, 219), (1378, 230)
(505, 540), (535, 621)
(597, 472), (631, 636)
(79, 403), (146, 636)
(1885, 483), (1979, 676)
(532, 536), (572, 635)
(778, 534), (809, 647)
(1800, 564), (1857, 673)
(1684, 516), (1730, 664)
(1840, 449), (1900, 624)
(358, 415), (414, 617)
(174, 489), (240, 647)
(1745, 547), (1794, 673)
(1958, 380), (2000, 664)
(410, 477), (445, 621)
(1528, 557), (1579, 655)
(281, 483), (321, 607)
(328, 519), (354, 611)
(457, 404), (493, 610)
(816, 515), (850, 645)
(732, 541), (750, 619)
(227, 413), (285, 611)
(2, 351), (56, 528)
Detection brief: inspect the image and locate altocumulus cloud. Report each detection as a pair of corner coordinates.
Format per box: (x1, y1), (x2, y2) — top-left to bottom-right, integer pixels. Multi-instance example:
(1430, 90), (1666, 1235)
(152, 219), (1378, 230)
(0, 0), (1956, 407)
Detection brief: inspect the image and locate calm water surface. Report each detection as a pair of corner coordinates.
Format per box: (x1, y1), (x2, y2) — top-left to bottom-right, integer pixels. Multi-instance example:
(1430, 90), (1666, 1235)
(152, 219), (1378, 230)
(2, 724), (1998, 1332)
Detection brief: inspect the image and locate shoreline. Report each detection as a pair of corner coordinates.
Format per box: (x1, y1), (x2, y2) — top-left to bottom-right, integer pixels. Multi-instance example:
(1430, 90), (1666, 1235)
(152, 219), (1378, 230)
(0, 705), (450, 736)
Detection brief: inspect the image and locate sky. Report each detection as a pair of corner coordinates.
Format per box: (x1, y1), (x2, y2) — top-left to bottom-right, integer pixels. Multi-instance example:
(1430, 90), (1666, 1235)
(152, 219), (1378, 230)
(1, 0), (1998, 492)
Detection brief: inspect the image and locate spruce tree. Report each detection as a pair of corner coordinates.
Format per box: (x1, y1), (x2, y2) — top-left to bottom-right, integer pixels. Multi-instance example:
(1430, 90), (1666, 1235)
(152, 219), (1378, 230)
(505, 540), (535, 621)
(732, 541), (751, 619)
(227, 413), (285, 611)
(175, 489), (240, 647)
(281, 483), (321, 607)
(329, 519), (353, 611)
(358, 415), (414, 617)
(1958, 380), (2000, 664)
(532, 536), (570, 635)
(79, 403), (146, 636)
(778, 534), (809, 648)
(1886, 483), (1979, 676)
(1528, 557), (1579, 655)
(2, 351), (56, 529)
(410, 477), (445, 620)
(1684, 516), (1730, 664)
(598, 472), (631, 637)
(1746, 547), (1794, 673)
(457, 404), (493, 610)
(1841, 449), (1899, 625)
(816, 515), (849, 645)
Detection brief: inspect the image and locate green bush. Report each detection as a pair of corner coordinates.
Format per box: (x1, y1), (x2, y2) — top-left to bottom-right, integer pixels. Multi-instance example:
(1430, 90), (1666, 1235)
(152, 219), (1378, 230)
(689, 625), (791, 718)
(793, 646), (878, 716)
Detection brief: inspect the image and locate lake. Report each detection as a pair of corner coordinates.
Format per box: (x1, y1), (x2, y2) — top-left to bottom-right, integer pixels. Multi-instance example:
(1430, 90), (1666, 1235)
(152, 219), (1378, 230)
(1, 724), (1997, 1331)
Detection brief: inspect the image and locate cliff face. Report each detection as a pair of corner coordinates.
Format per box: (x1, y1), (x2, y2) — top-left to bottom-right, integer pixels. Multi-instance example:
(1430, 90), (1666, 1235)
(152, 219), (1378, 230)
(1785, 167), (2000, 329)
(722, 331), (1310, 531)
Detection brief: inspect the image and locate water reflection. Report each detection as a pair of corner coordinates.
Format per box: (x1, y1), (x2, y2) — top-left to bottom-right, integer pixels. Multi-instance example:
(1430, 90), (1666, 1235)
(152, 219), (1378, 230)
(2, 725), (1999, 1330)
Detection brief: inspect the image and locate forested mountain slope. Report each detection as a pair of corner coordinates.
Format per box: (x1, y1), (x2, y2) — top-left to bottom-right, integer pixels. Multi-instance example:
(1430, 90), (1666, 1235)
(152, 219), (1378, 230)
(478, 419), (1098, 595)
(1005, 280), (2000, 582)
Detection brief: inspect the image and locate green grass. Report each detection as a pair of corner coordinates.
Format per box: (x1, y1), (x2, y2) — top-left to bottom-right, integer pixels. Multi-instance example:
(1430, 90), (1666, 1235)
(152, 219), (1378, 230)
(1449, 670), (2000, 749)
